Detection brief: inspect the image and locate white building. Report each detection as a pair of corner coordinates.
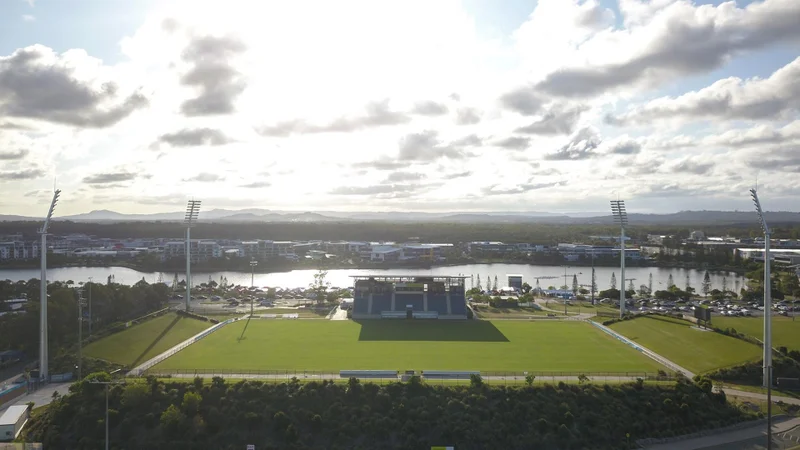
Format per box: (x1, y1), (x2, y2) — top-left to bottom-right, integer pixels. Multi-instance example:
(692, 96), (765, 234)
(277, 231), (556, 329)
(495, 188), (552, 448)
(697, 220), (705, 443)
(0, 242), (38, 260)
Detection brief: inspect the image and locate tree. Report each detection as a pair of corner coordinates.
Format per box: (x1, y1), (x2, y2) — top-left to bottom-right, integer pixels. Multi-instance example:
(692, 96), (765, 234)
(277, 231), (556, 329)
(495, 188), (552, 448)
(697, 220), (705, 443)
(487, 275), (491, 291)
(685, 274), (691, 292)
(572, 275), (578, 295)
(309, 270), (331, 305)
(610, 272), (617, 290)
(521, 282), (532, 294)
(628, 279), (634, 293)
(476, 273), (482, 290)
(648, 273), (653, 295)
(702, 270), (712, 297)
(668, 274), (675, 288)
(494, 275), (498, 291)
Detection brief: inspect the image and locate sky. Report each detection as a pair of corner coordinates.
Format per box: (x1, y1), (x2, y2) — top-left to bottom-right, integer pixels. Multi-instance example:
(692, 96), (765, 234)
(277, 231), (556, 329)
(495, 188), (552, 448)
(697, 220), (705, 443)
(0, 0), (798, 216)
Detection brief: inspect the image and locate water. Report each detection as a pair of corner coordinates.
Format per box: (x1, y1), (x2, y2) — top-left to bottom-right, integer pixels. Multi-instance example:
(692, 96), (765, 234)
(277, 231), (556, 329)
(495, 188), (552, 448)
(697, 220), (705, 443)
(0, 264), (746, 292)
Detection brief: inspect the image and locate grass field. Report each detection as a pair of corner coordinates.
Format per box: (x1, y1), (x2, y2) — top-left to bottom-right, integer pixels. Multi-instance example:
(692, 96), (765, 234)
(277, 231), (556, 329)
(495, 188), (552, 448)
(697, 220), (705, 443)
(472, 306), (557, 318)
(713, 315), (800, 351)
(609, 316), (762, 374)
(153, 319), (665, 373)
(84, 313), (212, 367)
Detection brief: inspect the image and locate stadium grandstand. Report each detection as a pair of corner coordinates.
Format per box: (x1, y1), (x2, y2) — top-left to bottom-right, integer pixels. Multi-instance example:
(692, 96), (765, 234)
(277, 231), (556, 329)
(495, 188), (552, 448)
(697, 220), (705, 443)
(351, 275), (468, 320)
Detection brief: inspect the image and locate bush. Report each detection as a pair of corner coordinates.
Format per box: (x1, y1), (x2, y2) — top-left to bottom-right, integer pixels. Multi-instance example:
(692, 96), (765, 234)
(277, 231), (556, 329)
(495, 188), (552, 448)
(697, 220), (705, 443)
(525, 374), (535, 386)
(469, 374), (484, 388)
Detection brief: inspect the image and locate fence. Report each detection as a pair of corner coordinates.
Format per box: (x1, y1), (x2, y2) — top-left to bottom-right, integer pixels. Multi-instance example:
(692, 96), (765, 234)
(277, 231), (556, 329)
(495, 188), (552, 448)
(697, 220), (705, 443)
(127, 317), (240, 377)
(142, 368), (675, 385)
(589, 320), (691, 377)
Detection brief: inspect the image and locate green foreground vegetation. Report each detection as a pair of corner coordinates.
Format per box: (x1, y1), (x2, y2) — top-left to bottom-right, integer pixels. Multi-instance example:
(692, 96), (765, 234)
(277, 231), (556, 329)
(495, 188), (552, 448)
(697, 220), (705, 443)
(713, 315), (800, 351)
(154, 320), (663, 373)
(609, 316), (762, 374)
(83, 313), (211, 367)
(22, 375), (757, 450)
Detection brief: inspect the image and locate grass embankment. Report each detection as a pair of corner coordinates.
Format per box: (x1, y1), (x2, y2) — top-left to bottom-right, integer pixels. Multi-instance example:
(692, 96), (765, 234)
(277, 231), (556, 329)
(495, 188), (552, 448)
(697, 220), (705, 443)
(154, 320), (664, 373)
(83, 313), (211, 367)
(714, 315), (800, 351)
(609, 315), (762, 374)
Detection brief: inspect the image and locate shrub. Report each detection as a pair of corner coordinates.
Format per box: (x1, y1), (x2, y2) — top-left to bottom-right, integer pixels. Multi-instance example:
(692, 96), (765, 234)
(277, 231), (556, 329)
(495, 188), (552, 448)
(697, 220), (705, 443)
(525, 374), (535, 386)
(469, 374), (484, 388)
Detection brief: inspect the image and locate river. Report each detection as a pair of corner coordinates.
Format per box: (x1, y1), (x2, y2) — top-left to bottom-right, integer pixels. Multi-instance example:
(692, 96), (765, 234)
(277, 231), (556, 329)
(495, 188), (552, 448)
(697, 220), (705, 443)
(0, 264), (746, 293)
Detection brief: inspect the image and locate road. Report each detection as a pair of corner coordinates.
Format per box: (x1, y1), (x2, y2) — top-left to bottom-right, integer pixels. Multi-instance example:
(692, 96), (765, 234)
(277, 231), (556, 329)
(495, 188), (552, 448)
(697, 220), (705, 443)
(0, 382), (73, 413)
(644, 417), (800, 450)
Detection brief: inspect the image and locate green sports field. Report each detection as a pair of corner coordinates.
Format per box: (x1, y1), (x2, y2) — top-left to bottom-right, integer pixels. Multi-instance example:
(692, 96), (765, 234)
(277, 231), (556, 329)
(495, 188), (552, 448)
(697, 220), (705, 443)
(152, 319), (665, 373)
(84, 313), (212, 367)
(713, 315), (800, 351)
(609, 316), (762, 374)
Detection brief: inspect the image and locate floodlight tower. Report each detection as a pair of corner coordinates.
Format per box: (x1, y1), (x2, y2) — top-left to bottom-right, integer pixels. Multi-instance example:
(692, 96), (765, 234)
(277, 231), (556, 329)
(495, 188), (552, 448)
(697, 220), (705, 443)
(611, 200), (628, 318)
(751, 189), (772, 389)
(184, 200), (201, 311)
(39, 189), (61, 382)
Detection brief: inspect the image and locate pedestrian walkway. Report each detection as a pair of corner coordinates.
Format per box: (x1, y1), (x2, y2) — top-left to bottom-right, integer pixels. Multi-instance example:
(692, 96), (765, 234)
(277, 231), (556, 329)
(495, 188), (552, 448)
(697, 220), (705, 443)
(327, 306), (348, 320)
(645, 417), (800, 450)
(0, 383), (73, 413)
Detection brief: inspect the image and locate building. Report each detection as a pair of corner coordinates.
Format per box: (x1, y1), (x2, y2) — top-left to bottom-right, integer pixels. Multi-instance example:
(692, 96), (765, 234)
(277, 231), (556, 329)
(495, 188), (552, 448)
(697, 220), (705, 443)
(401, 244), (444, 261)
(689, 230), (706, 240)
(351, 275), (468, 319)
(370, 246), (402, 262)
(557, 243), (642, 261)
(736, 248), (800, 266)
(468, 241), (519, 253)
(507, 274), (523, 291)
(0, 241), (38, 260)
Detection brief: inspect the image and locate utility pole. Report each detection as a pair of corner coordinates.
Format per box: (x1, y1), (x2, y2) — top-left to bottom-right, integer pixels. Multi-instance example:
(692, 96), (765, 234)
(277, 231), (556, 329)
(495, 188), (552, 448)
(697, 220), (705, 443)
(89, 378), (124, 450)
(184, 200), (201, 312)
(39, 189), (61, 383)
(611, 200), (628, 318)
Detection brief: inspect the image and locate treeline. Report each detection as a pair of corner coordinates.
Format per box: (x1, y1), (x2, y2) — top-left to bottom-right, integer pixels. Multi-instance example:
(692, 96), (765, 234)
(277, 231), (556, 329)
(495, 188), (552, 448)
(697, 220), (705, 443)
(0, 279), (169, 372)
(3, 220), (799, 243)
(23, 375), (754, 450)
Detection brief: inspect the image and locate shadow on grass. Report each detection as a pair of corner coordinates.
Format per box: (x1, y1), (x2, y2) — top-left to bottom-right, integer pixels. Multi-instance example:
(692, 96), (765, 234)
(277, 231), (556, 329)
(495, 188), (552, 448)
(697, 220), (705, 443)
(354, 319), (509, 342)
(130, 315), (181, 367)
(237, 316), (251, 342)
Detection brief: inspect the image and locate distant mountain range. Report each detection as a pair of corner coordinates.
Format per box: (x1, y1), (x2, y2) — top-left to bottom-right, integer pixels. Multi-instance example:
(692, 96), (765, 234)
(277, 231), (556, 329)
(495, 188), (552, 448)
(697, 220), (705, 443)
(1, 208), (799, 225)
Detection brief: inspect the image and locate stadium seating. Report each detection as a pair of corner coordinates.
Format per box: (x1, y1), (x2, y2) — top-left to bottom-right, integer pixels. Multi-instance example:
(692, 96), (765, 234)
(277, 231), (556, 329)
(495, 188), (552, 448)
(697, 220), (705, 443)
(412, 311), (438, 319)
(423, 370), (480, 379)
(340, 370), (398, 379)
(450, 295), (467, 315)
(397, 294), (424, 312)
(354, 297), (369, 314)
(380, 311), (407, 319)
(372, 294), (392, 313)
(427, 295), (448, 315)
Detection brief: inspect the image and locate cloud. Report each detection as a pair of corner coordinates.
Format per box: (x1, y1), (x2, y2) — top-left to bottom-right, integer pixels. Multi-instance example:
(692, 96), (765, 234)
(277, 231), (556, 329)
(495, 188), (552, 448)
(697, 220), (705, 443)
(494, 136), (530, 150)
(0, 45), (147, 127)
(330, 184), (418, 196)
(499, 87), (543, 115)
(183, 172), (223, 182)
(411, 100), (448, 116)
(668, 158), (714, 175)
(397, 130), (470, 161)
(22, 15), (35, 22)
(179, 34), (247, 116)
(256, 99), (410, 136)
(351, 159), (406, 171)
(532, 0), (800, 99)
(158, 128), (232, 147)
(451, 134), (483, 147)
(746, 144), (800, 172)
(446, 170), (472, 179)
(0, 149), (28, 160)
(455, 107), (481, 125)
(385, 171), (426, 183)
(82, 171), (138, 184)
(0, 168), (44, 180)
(608, 140), (641, 155)
(515, 104), (587, 135)
(607, 57), (800, 125)
(240, 181), (271, 188)
(544, 127), (600, 160)
(482, 180), (562, 196)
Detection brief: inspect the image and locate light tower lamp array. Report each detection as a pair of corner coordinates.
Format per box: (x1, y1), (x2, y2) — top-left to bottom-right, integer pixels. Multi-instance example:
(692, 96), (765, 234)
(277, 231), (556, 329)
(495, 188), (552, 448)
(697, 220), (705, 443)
(610, 200), (628, 318)
(750, 189), (772, 389)
(39, 189), (61, 382)
(185, 200), (202, 312)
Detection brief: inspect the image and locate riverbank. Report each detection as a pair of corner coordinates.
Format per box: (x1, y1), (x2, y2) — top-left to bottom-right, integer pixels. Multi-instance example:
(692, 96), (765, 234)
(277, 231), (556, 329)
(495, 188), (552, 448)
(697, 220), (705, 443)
(0, 258), (748, 275)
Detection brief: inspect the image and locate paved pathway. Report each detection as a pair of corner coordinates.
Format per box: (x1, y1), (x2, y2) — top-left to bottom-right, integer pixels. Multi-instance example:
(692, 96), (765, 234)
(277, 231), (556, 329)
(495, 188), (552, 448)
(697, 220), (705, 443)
(645, 417), (800, 450)
(718, 387), (800, 406)
(0, 382), (73, 413)
(326, 306), (348, 320)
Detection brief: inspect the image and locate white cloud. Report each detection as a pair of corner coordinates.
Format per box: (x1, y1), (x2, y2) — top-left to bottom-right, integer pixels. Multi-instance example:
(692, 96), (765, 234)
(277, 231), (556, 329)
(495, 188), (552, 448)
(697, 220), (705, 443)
(2, 0), (799, 215)
(22, 14), (35, 22)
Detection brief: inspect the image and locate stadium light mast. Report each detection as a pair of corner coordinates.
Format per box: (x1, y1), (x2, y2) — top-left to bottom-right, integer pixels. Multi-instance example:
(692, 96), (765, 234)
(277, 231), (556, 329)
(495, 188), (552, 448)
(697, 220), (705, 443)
(751, 189), (772, 389)
(39, 189), (60, 382)
(611, 200), (628, 318)
(185, 200), (201, 312)
(751, 187), (774, 450)
(250, 259), (258, 317)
